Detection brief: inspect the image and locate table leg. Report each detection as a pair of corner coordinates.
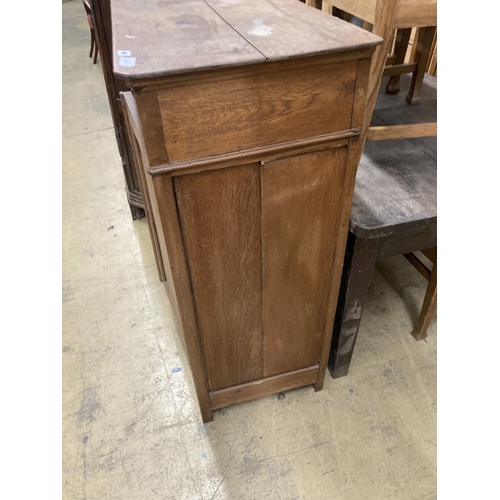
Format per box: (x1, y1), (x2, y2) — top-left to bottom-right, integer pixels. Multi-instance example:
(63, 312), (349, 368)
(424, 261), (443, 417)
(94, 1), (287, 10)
(328, 232), (379, 379)
(406, 26), (437, 105)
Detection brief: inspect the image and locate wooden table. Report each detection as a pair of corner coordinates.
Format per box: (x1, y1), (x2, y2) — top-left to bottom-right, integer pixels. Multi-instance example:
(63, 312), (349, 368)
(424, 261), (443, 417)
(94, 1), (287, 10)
(113, 0), (381, 422)
(328, 73), (437, 378)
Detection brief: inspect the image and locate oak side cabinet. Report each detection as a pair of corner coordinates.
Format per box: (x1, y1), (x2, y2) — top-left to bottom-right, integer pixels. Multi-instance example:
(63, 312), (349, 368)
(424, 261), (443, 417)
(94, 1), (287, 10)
(112, 0), (381, 422)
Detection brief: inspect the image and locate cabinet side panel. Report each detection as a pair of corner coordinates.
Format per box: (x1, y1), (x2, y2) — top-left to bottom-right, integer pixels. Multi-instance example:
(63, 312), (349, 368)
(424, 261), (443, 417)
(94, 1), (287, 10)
(121, 94), (165, 281)
(174, 164), (263, 391)
(141, 168), (182, 320)
(261, 148), (347, 377)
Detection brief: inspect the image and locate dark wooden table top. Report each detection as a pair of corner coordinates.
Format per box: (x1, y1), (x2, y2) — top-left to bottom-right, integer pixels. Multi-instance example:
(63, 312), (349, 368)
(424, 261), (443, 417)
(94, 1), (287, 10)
(111, 0), (380, 80)
(351, 73), (437, 239)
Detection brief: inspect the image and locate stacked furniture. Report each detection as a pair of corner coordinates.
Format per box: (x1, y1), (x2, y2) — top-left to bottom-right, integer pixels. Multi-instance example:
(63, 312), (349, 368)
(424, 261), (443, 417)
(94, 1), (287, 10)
(89, 0), (145, 219)
(113, 0), (381, 422)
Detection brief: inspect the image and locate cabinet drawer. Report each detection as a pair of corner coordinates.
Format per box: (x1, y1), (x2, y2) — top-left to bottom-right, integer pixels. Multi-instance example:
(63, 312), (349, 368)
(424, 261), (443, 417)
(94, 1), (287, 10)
(158, 60), (357, 162)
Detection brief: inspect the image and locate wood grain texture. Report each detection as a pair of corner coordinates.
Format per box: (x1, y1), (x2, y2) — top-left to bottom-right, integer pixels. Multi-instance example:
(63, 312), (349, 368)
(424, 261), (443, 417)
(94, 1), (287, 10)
(174, 165), (263, 391)
(124, 48), (379, 93)
(350, 57), (372, 130)
(209, 366), (319, 410)
(394, 0), (437, 28)
(158, 60), (358, 162)
(207, 0), (381, 61)
(367, 122), (436, 141)
(134, 92), (169, 166)
(261, 148), (347, 377)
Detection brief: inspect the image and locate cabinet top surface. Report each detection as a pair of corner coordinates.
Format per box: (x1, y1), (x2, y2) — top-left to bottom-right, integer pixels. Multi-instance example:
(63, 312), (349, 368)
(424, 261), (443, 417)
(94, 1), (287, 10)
(111, 0), (381, 80)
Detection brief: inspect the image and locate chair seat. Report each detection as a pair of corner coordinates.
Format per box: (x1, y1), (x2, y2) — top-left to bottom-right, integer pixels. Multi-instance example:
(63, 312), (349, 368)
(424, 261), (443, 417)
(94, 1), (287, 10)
(350, 73), (437, 239)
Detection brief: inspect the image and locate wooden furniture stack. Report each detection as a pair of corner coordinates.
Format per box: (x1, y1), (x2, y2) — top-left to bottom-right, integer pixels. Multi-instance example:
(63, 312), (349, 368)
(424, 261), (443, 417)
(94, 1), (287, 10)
(113, 0), (381, 422)
(89, 0), (145, 219)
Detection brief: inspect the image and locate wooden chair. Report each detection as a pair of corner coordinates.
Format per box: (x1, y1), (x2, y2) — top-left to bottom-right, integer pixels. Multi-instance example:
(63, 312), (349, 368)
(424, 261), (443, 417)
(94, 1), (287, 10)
(304, 0), (437, 141)
(404, 247), (437, 341)
(82, 0), (98, 64)
(384, 26), (436, 105)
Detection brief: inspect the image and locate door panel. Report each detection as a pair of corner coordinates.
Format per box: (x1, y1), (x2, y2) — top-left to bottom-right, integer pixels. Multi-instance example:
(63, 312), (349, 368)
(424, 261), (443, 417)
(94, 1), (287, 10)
(174, 164), (263, 391)
(261, 148), (347, 377)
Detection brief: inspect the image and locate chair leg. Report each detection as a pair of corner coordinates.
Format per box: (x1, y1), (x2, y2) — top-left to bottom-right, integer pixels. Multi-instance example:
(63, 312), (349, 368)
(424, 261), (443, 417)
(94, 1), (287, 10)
(89, 29), (95, 58)
(328, 232), (379, 378)
(406, 26), (437, 105)
(412, 258), (437, 341)
(93, 38), (98, 64)
(386, 28), (412, 95)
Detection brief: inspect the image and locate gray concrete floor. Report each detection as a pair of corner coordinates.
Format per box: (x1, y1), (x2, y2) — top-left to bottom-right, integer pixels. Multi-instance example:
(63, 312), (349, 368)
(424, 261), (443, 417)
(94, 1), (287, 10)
(62, 1), (437, 498)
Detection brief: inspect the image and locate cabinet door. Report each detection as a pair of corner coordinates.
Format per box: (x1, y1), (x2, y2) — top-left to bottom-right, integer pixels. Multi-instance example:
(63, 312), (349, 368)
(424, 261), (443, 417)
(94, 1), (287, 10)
(261, 147), (348, 377)
(174, 164), (264, 391)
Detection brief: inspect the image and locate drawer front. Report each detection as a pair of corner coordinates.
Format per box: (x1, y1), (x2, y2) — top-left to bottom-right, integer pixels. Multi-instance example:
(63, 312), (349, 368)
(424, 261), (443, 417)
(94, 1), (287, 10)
(158, 60), (357, 162)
